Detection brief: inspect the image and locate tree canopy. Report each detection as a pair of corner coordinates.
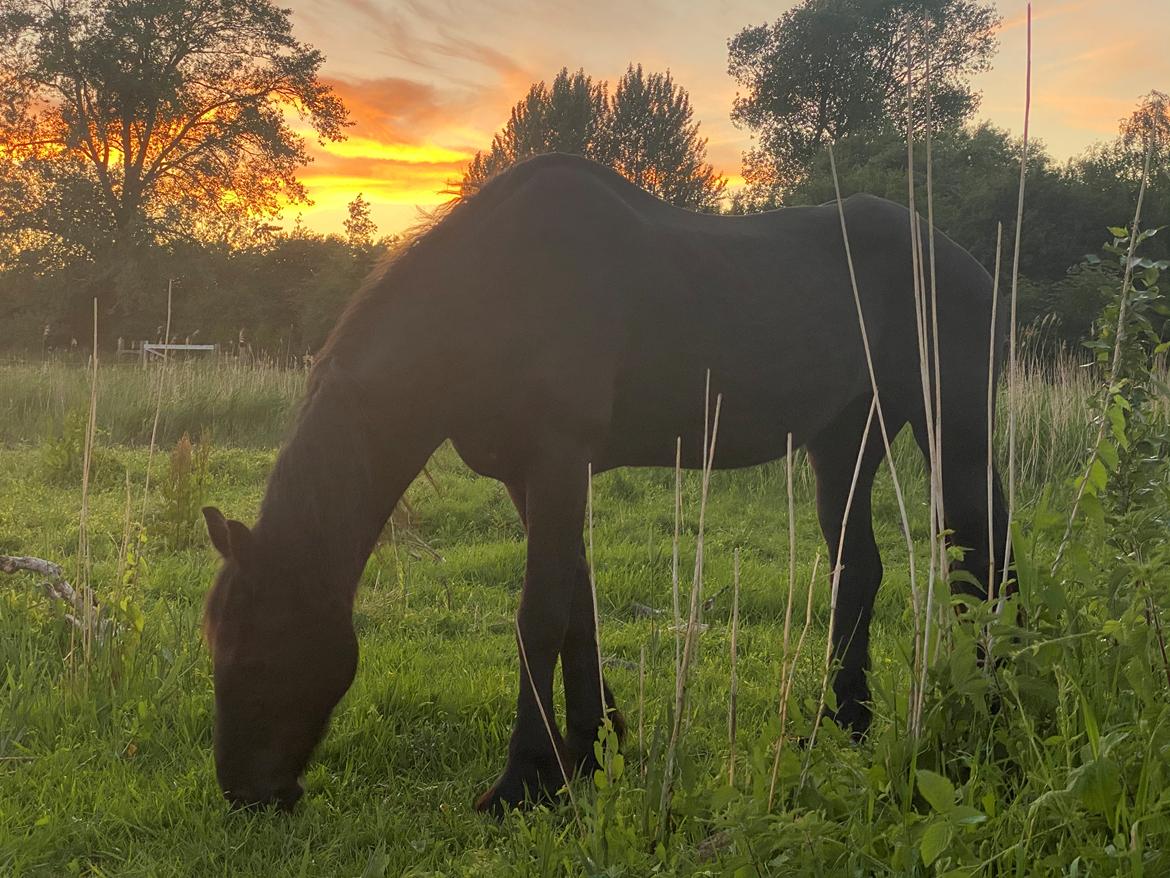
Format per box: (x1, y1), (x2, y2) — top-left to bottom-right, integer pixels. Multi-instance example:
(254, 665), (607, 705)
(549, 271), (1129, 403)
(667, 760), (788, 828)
(461, 65), (725, 211)
(728, 0), (999, 204)
(0, 0), (347, 265)
(782, 114), (1170, 348)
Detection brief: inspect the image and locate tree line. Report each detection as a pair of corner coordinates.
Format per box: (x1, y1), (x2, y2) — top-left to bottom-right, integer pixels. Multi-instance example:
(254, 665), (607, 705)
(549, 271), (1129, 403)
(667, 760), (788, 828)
(0, 0), (1166, 356)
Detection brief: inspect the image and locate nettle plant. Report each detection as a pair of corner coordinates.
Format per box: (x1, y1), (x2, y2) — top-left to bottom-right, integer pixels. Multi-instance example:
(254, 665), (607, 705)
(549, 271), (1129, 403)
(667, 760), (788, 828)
(1003, 225), (1170, 864)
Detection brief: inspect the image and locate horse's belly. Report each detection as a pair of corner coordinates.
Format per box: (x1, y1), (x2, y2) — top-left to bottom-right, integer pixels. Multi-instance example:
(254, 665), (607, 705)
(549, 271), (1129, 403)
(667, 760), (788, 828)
(599, 365), (859, 471)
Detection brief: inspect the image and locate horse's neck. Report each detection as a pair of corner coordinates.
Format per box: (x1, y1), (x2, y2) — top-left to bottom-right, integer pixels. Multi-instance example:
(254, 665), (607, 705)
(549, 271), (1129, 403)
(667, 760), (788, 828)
(254, 367), (435, 595)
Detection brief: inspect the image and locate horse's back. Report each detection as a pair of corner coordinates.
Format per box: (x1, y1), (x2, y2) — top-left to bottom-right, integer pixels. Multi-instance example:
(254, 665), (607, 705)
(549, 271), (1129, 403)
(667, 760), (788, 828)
(362, 155), (997, 471)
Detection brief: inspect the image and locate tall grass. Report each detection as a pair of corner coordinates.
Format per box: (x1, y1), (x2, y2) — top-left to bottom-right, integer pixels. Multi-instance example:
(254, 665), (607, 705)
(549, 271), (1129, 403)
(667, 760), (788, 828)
(0, 361), (304, 448)
(0, 355), (1114, 490)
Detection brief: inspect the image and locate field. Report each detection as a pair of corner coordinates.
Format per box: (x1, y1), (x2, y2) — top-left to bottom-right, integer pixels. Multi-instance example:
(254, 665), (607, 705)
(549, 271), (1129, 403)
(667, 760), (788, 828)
(1, 359), (1168, 877)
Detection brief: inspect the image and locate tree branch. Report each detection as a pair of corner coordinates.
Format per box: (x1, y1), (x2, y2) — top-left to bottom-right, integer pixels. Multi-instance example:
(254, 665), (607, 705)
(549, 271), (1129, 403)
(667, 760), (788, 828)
(0, 554), (108, 633)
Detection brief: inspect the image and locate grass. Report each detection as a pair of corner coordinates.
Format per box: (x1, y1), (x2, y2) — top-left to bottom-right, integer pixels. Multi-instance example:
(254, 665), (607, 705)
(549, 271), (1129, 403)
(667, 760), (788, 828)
(1, 360), (1167, 876)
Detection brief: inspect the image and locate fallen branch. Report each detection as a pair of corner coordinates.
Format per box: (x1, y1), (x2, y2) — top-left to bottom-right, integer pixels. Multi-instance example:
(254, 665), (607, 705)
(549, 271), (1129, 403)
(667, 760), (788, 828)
(0, 554), (105, 633)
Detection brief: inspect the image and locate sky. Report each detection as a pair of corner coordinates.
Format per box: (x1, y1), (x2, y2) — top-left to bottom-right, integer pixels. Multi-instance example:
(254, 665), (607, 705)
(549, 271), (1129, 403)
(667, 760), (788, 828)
(283, 0), (1170, 237)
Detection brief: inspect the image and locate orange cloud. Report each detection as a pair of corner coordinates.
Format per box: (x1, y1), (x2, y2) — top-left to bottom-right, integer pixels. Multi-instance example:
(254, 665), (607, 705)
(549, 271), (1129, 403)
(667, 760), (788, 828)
(998, 1), (1091, 33)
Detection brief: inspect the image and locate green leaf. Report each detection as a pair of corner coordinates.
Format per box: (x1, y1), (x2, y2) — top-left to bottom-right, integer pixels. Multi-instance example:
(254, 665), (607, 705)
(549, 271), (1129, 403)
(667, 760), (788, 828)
(1088, 458), (1108, 492)
(1097, 439), (1119, 472)
(611, 752), (625, 780)
(916, 769), (955, 813)
(921, 820), (952, 866)
(1108, 404), (1129, 450)
(1071, 758), (1121, 819)
(1108, 226), (1129, 238)
(949, 805), (988, 825)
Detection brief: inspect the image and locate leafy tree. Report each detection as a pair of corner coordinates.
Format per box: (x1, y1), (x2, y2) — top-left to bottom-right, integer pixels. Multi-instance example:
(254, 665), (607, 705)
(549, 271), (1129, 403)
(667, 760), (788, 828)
(782, 111), (1170, 349)
(461, 65), (724, 210)
(1120, 90), (1170, 178)
(343, 194), (377, 250)
(728, 0), (999, 203)
(462, 68), (608, 192)
(607, 65), (724, 211)
(0, 0), (348, 329)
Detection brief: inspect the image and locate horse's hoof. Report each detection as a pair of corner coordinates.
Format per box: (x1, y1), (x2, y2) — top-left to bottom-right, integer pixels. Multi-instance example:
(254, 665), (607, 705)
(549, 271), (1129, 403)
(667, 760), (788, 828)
(827, 703), (872, 742)
(474, 781), (517, 815)
(473, 754), (567, 814)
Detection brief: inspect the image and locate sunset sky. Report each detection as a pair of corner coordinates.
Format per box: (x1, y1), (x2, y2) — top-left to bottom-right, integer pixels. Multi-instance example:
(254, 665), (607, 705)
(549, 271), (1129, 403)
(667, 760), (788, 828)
(285, 0), (1170, 237)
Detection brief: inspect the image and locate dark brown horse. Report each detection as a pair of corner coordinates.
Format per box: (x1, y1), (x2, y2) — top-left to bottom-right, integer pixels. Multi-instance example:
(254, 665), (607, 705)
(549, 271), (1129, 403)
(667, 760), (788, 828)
(201, 152), (1008, 812)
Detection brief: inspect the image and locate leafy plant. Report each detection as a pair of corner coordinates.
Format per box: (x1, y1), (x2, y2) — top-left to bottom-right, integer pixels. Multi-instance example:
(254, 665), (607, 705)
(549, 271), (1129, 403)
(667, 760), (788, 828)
(39, 410), (123, 488)
(158, 430), (213, 549)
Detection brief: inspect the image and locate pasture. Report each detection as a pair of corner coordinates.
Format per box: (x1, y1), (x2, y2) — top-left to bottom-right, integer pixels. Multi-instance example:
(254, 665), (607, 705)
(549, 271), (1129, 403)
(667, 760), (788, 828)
(1, 358), (1167, 876)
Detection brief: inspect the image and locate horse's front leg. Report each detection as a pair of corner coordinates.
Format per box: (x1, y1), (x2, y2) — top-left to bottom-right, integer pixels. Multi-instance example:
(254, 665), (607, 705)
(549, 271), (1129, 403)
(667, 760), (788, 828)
(475, 442), (589, 813)
(501, 483), (625, 778)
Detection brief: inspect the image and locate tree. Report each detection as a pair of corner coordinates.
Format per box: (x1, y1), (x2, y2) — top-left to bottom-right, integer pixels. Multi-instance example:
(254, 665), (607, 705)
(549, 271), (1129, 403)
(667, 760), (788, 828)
(728, 0), (999, 203)
(0, 0), (348, 329)
(606, 65), (724, 211)
(462, 69), (608, 193)
(1120, 90), (1170, 178)
(461, 65), (725, 211)
(343, 194), (377, 250)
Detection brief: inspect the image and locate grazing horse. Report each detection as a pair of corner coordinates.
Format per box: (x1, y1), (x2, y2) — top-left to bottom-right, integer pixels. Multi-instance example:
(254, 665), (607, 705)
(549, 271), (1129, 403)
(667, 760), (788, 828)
(201, 152), (1008, 813)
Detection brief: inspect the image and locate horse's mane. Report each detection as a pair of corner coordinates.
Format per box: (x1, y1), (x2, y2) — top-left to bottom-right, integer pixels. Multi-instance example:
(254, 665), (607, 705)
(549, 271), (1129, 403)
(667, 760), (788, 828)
(312, 153), (600, 371)
(256, 190), (491, 557)
(313, 195), (466, 370)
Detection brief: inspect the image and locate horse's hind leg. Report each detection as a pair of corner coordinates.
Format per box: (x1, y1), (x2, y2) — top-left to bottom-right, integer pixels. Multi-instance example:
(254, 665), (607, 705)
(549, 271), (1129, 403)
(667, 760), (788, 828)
(502, 482), (624, 776)
(913, 413), (1010, 603)
(807, 396), (894, 737)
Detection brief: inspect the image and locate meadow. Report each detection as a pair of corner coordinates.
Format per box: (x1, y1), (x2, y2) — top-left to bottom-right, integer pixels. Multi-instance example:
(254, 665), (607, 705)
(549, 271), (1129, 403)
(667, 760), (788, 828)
(1, 354), (1167, 877)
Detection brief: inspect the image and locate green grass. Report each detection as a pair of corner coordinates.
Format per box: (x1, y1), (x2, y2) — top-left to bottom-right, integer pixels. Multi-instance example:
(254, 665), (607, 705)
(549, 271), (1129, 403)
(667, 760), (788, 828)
(1, 363), (1167, 876)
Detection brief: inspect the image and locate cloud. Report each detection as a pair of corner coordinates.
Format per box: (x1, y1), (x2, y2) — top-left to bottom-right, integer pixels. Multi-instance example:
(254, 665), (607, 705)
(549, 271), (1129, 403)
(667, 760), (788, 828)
(322, 76), (462, 146)
(327, 0), (532, 90)
(998, 1), (1091, 34)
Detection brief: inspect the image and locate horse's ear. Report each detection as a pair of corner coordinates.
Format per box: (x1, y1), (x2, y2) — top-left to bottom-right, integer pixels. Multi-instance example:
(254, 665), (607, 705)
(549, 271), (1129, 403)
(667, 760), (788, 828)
(202, 506), (253, 562)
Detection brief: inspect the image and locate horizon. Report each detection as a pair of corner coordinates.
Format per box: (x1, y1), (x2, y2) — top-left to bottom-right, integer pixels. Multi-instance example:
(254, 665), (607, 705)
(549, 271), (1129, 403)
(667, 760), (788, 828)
(277, 0), (1169, 238)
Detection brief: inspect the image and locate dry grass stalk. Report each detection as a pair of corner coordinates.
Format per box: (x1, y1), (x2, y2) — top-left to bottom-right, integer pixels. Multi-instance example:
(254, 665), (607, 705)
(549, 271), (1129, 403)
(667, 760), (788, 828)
(139, 279), (174, 526)
(659, 377), (722, 831)
(987, 223), (1004, 601)
(75, 298), (100, 663)
(727, 548), (741, 787)
(902, 23), (938, 735)
(1002, 4), (1032, 592)
(672, 436), (682, 673)
(826, 143), (924, 735)
(910, 22), (949, 733)
(768, 553), (820, 810)
(586, 463), (607, 724)
(514, 619), (579, 824)
(807, 397), (877, 759)
(115, 470), (134, 584)
(779, 434), (797, 702)
(767, 433), (801, 809)
(638, 644), (646, 779)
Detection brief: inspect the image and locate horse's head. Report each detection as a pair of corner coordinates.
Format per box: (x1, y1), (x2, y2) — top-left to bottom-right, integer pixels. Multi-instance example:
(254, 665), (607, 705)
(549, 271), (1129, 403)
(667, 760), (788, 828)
(201, 506), (357, 811)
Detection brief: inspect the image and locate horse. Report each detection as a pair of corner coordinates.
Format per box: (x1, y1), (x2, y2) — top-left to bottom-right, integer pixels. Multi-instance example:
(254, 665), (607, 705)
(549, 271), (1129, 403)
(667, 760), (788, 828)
(200, 152), (1008, 813)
